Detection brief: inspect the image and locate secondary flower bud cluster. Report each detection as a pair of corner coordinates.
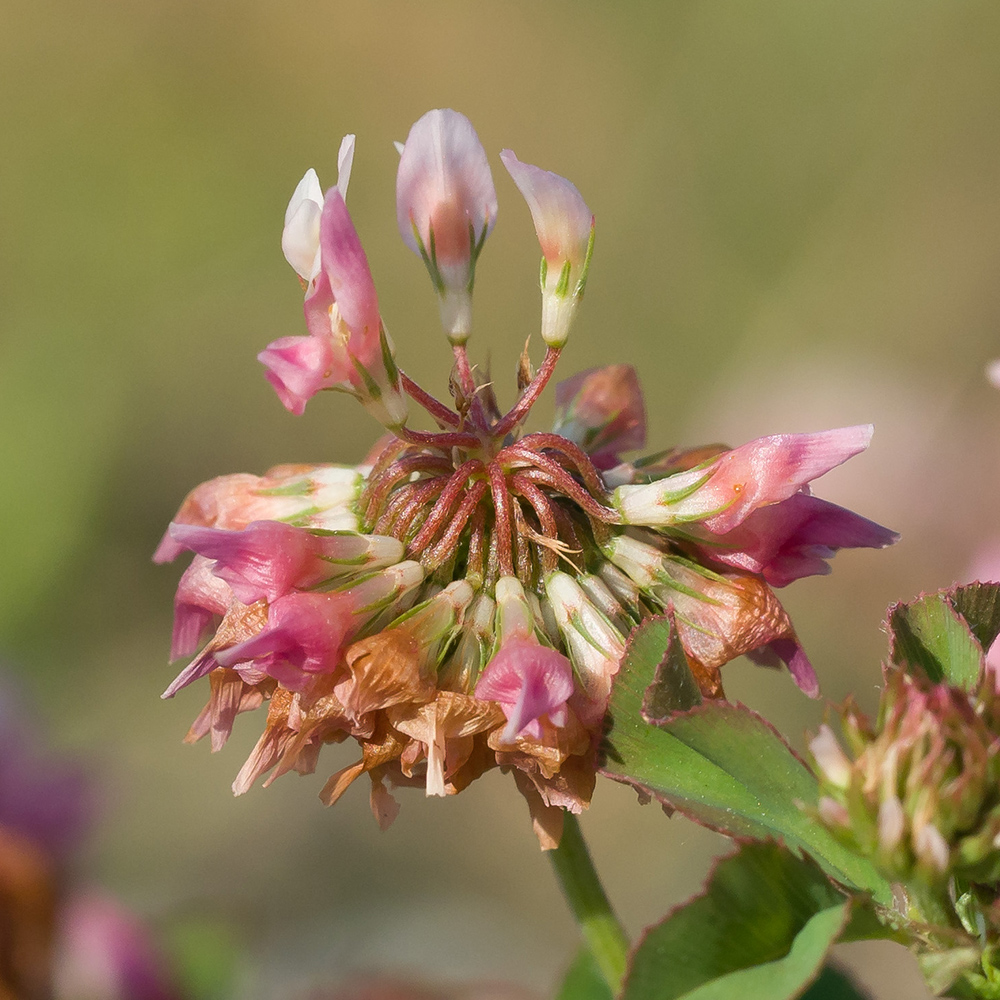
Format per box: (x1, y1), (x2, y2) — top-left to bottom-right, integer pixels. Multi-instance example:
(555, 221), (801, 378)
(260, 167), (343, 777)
(158, 109), (896, 848)
(811, 669), (1000, 890)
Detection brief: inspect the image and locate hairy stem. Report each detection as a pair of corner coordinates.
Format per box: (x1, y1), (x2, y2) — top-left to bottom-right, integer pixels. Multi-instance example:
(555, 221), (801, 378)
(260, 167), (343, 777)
(548, 813), (630, 994)
(493, 346), (562, 438)
(399, 371), (461, 428)
(395, 425), (483, 450)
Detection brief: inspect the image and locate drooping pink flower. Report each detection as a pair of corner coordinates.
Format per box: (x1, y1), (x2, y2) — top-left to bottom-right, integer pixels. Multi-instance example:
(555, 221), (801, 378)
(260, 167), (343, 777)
(475, 638), (573, 743)
(215, 562), (423, 690)
(214, 591), (354, 688)
(694, 492), (899, 587)
(553, 365), (646, 468)
(166, 520), (403, 606)
(500, 150), (594, 348)
(614, 425), (874, 533)
(396, 109), (497, 343)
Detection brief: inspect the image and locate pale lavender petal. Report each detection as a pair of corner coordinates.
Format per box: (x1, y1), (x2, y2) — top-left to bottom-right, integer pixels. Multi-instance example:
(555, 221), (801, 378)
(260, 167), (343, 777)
(336, 133), (356, 198)
(152, 529), (184, 565)
(283, 167), (322, 228)
(161, 646), (220, 699)
(281, 196), (322, 283)
(396, 109), (497, 267)
(500, 149), (593, 266)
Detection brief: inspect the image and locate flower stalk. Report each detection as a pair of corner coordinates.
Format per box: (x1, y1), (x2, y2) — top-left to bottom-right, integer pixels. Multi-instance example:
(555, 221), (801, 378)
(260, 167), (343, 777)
(548, 813), (630, 993)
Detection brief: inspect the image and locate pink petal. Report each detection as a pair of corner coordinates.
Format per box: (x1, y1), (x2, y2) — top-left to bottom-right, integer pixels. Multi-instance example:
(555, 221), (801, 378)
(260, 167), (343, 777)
(396, 109), (497, 269)
(258, 332), (346, 415)
(500, 149), (593, 266)
(475, 637), (574, 742)
(170, 555), (231, 660)
(748, 638), (819, 698)
(694, 425), (873, 534)
(553, 365), (646, 466)
(161, 646), (220, 699)
(215, 592), (353, 687)
(168, 520), (315, 605)
(314, 188), (381, 365)
(699, 493), (898, 586)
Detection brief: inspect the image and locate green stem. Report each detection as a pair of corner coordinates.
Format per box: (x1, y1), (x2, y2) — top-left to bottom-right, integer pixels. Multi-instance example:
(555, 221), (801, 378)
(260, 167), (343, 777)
(549, 812), (631, 994)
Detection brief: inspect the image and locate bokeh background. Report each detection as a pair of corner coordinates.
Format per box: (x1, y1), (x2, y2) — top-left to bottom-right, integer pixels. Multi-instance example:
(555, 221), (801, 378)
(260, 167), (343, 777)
(4, 1), (1000, 996)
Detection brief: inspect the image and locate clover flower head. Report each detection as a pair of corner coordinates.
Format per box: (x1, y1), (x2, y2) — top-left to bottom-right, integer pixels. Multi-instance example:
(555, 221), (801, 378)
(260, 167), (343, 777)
(811, 668), (1000, 890)
(158, 110), (896, 848)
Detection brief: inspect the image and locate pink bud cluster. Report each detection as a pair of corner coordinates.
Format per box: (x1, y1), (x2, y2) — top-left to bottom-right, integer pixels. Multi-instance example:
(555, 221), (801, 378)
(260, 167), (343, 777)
(811, 669), (1000, 890)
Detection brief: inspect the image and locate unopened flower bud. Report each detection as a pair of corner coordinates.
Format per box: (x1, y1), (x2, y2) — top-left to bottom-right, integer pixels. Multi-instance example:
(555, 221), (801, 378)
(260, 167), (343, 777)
(396, 109), (497, 344)
(546, 572), (625, 726)
(553, 365), (645, 469)
(500, 149), (594, 348)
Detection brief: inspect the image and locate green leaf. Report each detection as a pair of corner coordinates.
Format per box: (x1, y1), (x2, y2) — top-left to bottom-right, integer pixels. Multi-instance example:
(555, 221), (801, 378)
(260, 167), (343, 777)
(886, 587), (997, 690)
(949, 584), (1000, 661)
(556, 948), (615, 1000)
(601, 619), (893, 906)
(641, 611), (703, 724)
(798, 964), (873, 1000)
(622, 842), (850, 1000)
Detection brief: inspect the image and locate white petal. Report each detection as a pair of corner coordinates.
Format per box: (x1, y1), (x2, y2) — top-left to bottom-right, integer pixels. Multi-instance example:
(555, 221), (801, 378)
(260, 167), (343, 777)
(281, 198), (323, 281)
(336, 134), (356, 198)
(284, 168), (323, 227)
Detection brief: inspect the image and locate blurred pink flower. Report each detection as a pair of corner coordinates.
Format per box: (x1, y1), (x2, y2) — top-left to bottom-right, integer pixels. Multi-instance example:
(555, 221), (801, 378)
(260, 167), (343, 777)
(53, 894), (179, 1000)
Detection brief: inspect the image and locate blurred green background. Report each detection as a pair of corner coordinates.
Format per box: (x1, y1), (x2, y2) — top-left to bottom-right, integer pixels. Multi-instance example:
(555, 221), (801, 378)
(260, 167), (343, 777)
(3, 1), (1000, 996)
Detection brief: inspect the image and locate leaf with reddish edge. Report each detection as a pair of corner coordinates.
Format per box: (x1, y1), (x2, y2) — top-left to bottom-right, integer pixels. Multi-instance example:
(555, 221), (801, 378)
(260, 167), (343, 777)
(599, 618), (893, 905)
(951, 582), (1000, 654)
(640, 610), (702, 725)
(621, 843), (853, 1000)
(886, 584), (1000, 690)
